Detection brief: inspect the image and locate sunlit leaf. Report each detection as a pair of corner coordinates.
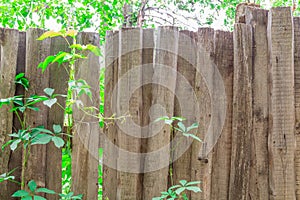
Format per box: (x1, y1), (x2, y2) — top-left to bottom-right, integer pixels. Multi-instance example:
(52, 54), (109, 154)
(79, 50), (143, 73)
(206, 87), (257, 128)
(37, 31), (63, 40)
(38, 55), (55, 72)
(53, 124), (62, 134)
(43, 98), (57, 108)
(44, 88), (55, 96)
(52, 136), (64, 148)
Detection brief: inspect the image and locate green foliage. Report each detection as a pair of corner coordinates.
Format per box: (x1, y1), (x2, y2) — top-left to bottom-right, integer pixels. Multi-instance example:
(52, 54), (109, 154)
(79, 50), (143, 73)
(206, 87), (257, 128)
(155, 116), (201, 142)
(0, 168), (18, 183)
(152, 180), (201, 200)
(12, 180), (56, 200)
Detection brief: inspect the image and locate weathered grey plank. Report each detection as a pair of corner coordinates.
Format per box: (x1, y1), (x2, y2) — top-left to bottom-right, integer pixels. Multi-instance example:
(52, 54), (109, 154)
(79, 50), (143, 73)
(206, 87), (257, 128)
(45, 36), (69, 199)
(103, 30), (119, 200)
(115, 28), (143, 200)
(267, 7), (295, 200)
(229, 23), (253, 200)
(209, 30), (234, 200)
(172, 30), (197, 199)
(24, 28), (50, 190)
(7, 31), (26, 198)
(193, 27), (214, 200)
(294, 16), (300, 199)
(142, 26), (179, 199)
(0, 28), (19, 199)
(72, 32), (100, 200)
(245, 7), (270, 200)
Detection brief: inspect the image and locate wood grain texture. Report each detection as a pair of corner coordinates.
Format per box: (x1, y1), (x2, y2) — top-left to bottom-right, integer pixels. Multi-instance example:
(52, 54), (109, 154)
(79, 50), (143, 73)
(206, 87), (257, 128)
(142, 26), (179, 199)
(7, 31), (26, 198)
(72, 32), (100, 200)
(229, 23), (253, 200)
(45, 36), (69, 199)
(116, 28), (143, 200)
(294, 16), (300, 199)
(103, 30), (119, 200)
(0, 28), (19, 199)
(24, 28), (50, 190)
(209, 30), (233, 200)
(172, 30), (197, 199)
(267, 7), (296, 200)
(193, 28), (214, 200)
(245, 7), (270, 200)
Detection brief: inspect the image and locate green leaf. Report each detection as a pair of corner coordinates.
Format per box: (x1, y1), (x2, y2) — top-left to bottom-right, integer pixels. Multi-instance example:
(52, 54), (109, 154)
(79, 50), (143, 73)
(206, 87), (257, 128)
(36, 188), (56, 194)
(65, 30), (78, 37)
(179, 180), (187, 186)
(186, 123), (199, 132)
(31, 127), (53, 134)
(10, 139), (21, 151)
(12, 190), (29, 197)
(28, 180), (37, 192)
(169, 184), (181, 190)
(31, 134), (52, 145)
(52, 136), (65, 148)
(15, 73), (25, 80)
(2, 140), (13, 151)
(69, 44), (84, 50)
(43, 98), (57, 108)
(37, 31), (63, 40)
(38, 55), (55, 72)
(86, 44), (101, 56)
(183, 133), (202, 142)
(185, 186), (201, 193)
(175, 187), (185, 195)
(52, 52), (71, 64)
(53, 124), (62, 134)
(44, 88), (55, 96)
(177, 122), (186, 132)
(186, 181), (201, 186)
(33, 195), (47, 200)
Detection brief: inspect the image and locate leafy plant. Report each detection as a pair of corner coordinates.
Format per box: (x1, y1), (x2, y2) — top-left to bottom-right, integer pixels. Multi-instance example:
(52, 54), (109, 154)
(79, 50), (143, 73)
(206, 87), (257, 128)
(12, 180), (56, 200)
(152, 180), (201, 200)
(155, 116), (201, 142)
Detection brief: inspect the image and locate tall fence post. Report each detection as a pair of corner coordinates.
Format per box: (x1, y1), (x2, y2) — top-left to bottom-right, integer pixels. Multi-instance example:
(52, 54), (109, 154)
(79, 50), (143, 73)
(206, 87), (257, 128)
(294, 16), (300, 199)
(229, 23), (253, 200)
(72, 32), (101, 200)
(24, 28), (51, 191)
(0, 28), (19, 199)
(268, 7), (295, 200)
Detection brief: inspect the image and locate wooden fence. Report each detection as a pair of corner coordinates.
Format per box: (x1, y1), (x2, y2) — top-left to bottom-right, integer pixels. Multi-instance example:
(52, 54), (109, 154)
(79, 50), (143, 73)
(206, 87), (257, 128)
(0, 5), (300, 200)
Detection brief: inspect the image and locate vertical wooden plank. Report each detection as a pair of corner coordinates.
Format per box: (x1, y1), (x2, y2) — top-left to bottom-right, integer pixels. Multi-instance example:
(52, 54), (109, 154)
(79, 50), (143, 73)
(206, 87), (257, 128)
(209, 30), (234, 200)
(142, 26), (179, 199)
(0, 28), (19, 199)
(268, 7), (295, 200)
(140, 28), (154, 176)
(193, 28), (214, 200)
(172, 30), (197, 199)
(72, 32), (100, 200)
(229, 23), (253, 200)
(245, 7), (270, 200)
(115, 28), (143, 200)
(294, 16), (300, 199)
(7, 31), (26, 197)
(103, 30), (119, 200)
(141, 28), (154, 158)
(25, 28), (50, 189)
(45, 36), (69, 199)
